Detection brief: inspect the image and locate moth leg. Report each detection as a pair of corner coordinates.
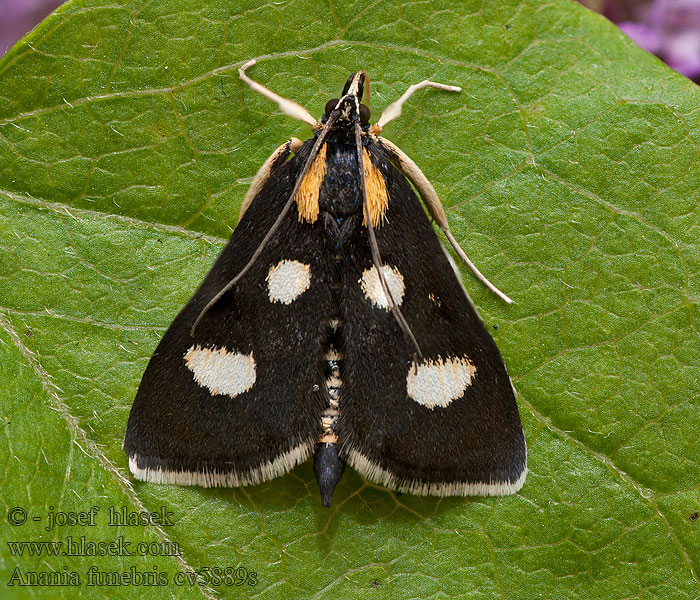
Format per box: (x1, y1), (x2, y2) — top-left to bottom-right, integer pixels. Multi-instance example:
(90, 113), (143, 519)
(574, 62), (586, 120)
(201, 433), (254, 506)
(239, 59), (318, 127)
(371, 80), (461, 134)
(239, 137), (303, 218)
(375, 136), (513, 304)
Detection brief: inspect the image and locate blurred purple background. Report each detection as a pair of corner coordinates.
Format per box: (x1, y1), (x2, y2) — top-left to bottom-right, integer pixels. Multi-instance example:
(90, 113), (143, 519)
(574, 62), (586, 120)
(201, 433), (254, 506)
(580, 0), (700, 80)
(2, 0), (700, 81)
(0, 0), (64, 55)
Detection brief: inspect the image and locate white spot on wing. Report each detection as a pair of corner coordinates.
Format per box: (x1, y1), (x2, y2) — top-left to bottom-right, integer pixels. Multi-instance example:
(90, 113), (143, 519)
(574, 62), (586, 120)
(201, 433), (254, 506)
(406, 355), (476, 408)
(359, 265), (405, 309)
(267, 259), (311, 304)
(184, 345), (256, 398)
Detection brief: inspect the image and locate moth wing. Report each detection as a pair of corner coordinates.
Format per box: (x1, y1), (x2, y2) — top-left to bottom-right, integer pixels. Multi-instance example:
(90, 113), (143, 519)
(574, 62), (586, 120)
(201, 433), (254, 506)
(124, 142), (332, 487)
(337, 144), (526, 495)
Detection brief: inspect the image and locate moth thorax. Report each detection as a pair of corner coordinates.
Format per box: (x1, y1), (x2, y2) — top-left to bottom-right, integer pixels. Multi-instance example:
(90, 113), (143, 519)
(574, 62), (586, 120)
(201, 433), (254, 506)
(295, 144), (389, 228)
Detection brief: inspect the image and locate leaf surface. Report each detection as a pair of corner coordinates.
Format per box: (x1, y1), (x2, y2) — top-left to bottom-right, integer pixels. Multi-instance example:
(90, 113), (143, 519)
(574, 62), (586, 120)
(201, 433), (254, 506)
(0, 1), (698, 598)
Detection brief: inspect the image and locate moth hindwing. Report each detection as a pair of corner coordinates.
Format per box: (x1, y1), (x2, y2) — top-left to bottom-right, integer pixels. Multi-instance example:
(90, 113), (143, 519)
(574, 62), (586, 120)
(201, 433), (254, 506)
(124, 63), (527, 508)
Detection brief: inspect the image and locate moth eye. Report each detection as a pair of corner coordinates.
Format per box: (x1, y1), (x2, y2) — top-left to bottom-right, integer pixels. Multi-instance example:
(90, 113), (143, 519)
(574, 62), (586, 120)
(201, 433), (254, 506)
(325, 98), (340, 116)
(359, 104), (371, 125)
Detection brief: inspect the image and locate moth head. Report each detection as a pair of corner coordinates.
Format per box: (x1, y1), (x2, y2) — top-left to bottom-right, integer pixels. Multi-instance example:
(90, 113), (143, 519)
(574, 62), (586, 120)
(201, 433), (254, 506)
(322, 70), (371, 127)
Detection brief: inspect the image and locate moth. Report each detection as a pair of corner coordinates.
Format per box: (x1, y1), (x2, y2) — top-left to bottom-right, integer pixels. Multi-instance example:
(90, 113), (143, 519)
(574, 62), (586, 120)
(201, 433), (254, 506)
(124, 61), (527, 507)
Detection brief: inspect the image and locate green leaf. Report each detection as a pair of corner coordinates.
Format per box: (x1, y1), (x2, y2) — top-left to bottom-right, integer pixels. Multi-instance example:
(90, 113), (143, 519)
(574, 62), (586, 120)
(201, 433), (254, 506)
(0, 0), (698, 598)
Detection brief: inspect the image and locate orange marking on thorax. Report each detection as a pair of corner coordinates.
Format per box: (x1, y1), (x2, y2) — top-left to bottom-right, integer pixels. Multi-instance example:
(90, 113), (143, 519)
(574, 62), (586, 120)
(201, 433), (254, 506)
(295, 143), (327, 223)
(362, 148), (389, 228)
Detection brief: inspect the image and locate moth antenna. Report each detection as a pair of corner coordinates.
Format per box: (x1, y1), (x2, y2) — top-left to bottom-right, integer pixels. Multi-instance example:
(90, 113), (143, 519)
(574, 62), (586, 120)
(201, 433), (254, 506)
(364, 72), (371, 110)
(368, 80), (512, 302)
(191, 113), (339, 336)
(372, 79), (461, 133)
(239, 60), (318, 128)
(442, 230), (513, 304)
(355, 120), (423, 359)
(375, 137), (513, 304)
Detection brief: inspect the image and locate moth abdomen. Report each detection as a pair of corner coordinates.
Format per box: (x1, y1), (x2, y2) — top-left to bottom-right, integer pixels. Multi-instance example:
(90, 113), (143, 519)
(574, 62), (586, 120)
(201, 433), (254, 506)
(313, 442), (345, 508)
(312, 317), (345, 507)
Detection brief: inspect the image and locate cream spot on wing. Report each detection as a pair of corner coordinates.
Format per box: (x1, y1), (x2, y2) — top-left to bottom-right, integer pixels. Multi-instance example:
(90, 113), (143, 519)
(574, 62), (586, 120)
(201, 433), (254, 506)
(406, 355), (476, 408)
(359, 265), (405, 309)
(266, 260), (311, 304)
(184, 345), (256, 398)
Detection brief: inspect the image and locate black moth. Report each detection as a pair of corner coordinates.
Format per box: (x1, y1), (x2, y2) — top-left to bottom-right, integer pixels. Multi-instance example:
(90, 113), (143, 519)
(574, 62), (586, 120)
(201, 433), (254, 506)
(124, 61), (527, 507)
